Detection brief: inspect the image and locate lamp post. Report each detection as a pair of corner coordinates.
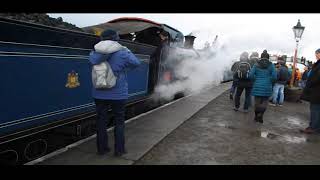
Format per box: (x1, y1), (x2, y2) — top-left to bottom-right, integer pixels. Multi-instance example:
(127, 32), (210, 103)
(289, 19), (305, 88)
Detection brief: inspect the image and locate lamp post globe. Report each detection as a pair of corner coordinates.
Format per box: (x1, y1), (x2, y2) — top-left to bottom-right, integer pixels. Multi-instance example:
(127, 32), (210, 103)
(293, 19), (305, 42)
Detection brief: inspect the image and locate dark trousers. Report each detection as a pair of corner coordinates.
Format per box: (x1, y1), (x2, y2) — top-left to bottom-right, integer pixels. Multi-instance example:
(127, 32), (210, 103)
(94, 99), (126, 154)
(230, 81), (237, 95)
(235, 86), (252, 110)
(254, 96), (269, 115)
(310, 103), (320, 132)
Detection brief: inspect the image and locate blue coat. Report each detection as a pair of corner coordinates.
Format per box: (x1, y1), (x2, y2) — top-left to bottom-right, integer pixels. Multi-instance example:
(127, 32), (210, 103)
(249, 62), (277, 97)
(89, 48), (141, 100)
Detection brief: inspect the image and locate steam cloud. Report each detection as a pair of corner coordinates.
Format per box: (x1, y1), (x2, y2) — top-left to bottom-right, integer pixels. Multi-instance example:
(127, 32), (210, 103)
(153, 32), (235, 101)
(152, 29), (310, 101)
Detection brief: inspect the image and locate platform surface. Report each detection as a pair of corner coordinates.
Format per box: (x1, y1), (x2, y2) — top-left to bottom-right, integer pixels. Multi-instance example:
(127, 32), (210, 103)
(135, 91), (320, 165)
(36, 83), (231, 165)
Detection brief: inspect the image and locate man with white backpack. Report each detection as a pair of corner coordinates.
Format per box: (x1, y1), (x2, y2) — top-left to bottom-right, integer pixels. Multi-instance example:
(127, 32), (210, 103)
(89, 29), (141, 156)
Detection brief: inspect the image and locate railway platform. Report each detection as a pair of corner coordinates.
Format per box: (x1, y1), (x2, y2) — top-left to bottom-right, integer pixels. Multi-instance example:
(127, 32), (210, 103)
(136, 90), (320, 165)
(28, 83), (231, 165)
(28, 81), (320, 165)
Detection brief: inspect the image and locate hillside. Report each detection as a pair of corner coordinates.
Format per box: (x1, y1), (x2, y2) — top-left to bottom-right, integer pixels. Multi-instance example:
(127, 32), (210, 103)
(0, 13), (83, 32)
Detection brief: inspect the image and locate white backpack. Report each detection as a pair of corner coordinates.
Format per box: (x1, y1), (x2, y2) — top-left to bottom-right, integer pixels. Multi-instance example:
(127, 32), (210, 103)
(92, 60), (117, 89)
(91, 40), (125, 90)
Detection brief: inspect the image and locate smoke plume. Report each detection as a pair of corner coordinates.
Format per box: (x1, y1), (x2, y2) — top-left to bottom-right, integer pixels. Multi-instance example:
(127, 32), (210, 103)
(153, 32), (235, 101)
(153, 28), (310, 101)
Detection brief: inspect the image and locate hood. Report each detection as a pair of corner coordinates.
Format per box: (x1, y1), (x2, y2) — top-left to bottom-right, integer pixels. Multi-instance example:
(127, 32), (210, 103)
(240, 56), (249, 62)
(257, 58), (271, 69)
(249, 57), (259, 66)
(94, 40), (128, 54)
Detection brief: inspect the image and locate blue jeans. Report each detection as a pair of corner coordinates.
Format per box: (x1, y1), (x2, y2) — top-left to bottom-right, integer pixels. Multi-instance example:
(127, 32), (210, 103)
(300, 80), (307, 89)
(94, 99), (126, 154)
(272, 83), (285, 105)
(310, 103), (320, 132)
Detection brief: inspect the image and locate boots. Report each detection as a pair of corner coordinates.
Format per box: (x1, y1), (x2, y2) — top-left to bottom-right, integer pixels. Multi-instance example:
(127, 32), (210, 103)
(258, 114), (263, 123)
(254, 111), (258, 122)
(254, 111), (263, 123)
(230, 93), (233, 100)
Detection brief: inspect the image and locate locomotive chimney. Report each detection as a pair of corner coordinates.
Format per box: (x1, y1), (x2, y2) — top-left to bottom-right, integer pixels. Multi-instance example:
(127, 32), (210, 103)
(184, 35), (196, 49)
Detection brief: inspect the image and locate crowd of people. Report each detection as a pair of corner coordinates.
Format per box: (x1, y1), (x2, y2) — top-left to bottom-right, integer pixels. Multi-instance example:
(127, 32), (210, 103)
(230, 49), (320, 134)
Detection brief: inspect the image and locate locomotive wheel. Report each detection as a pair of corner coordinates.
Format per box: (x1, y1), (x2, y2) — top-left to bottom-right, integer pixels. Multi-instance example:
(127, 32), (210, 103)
(23, 139), (47, 161)
(0, 149), (19, 165)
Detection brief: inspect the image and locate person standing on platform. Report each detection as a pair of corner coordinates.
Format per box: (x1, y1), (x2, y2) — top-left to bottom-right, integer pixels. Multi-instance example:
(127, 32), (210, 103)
(233, 52), (253, 113)
(270, 56), (290, 106)
(300, 48), (320, 134)
(89, 29), (141, 156)
(250, 50), (277, 123)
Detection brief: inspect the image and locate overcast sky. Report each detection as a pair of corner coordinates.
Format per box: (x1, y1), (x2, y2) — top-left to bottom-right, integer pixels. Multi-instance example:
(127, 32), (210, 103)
(48, 13), (320, 61)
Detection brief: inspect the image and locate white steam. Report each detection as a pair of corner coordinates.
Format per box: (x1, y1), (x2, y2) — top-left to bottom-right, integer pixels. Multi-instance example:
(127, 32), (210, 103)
(153, 33), (235, 101)
(153, 27), (314, 101)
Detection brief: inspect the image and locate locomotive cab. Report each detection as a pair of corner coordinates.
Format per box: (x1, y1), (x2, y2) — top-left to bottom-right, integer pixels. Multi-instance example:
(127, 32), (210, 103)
(84, 18), (186, 93)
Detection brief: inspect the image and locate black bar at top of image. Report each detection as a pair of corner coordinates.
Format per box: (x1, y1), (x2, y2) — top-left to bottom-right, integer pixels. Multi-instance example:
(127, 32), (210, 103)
(0, 0), (318, 13)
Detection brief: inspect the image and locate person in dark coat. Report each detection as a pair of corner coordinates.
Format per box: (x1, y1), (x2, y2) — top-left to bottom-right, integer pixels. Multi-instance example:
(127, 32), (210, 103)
(300, 66), (310, 88)
(250, 50), (277, 123)
(233, 52), (253, 112)
(270, 56), (290, 106)
(300, 48), (320, 134)
(229, 52), (249, 100)
(149, 30), (170, 92)
(89, 29), (141, 156)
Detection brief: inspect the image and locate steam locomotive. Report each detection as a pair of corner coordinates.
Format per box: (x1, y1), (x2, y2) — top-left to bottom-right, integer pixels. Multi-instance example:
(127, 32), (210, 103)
(0, 17), (230, 164)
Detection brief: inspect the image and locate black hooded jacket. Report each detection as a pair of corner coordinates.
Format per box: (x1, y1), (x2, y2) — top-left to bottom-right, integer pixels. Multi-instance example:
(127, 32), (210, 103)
(276, 64), (290, 85)
(301, 60), (320, 104)
(233, 58), (254, 88)
(257, 58), (272, 69)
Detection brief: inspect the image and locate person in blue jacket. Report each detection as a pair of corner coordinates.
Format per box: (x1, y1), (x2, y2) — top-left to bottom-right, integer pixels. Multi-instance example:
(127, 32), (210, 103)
(89, 29), (141, 156)
(250, 50), (277, 123)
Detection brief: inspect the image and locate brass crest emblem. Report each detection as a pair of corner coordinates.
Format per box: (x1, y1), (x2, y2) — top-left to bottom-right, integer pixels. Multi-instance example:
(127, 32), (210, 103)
(65, 70), (80, 88)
